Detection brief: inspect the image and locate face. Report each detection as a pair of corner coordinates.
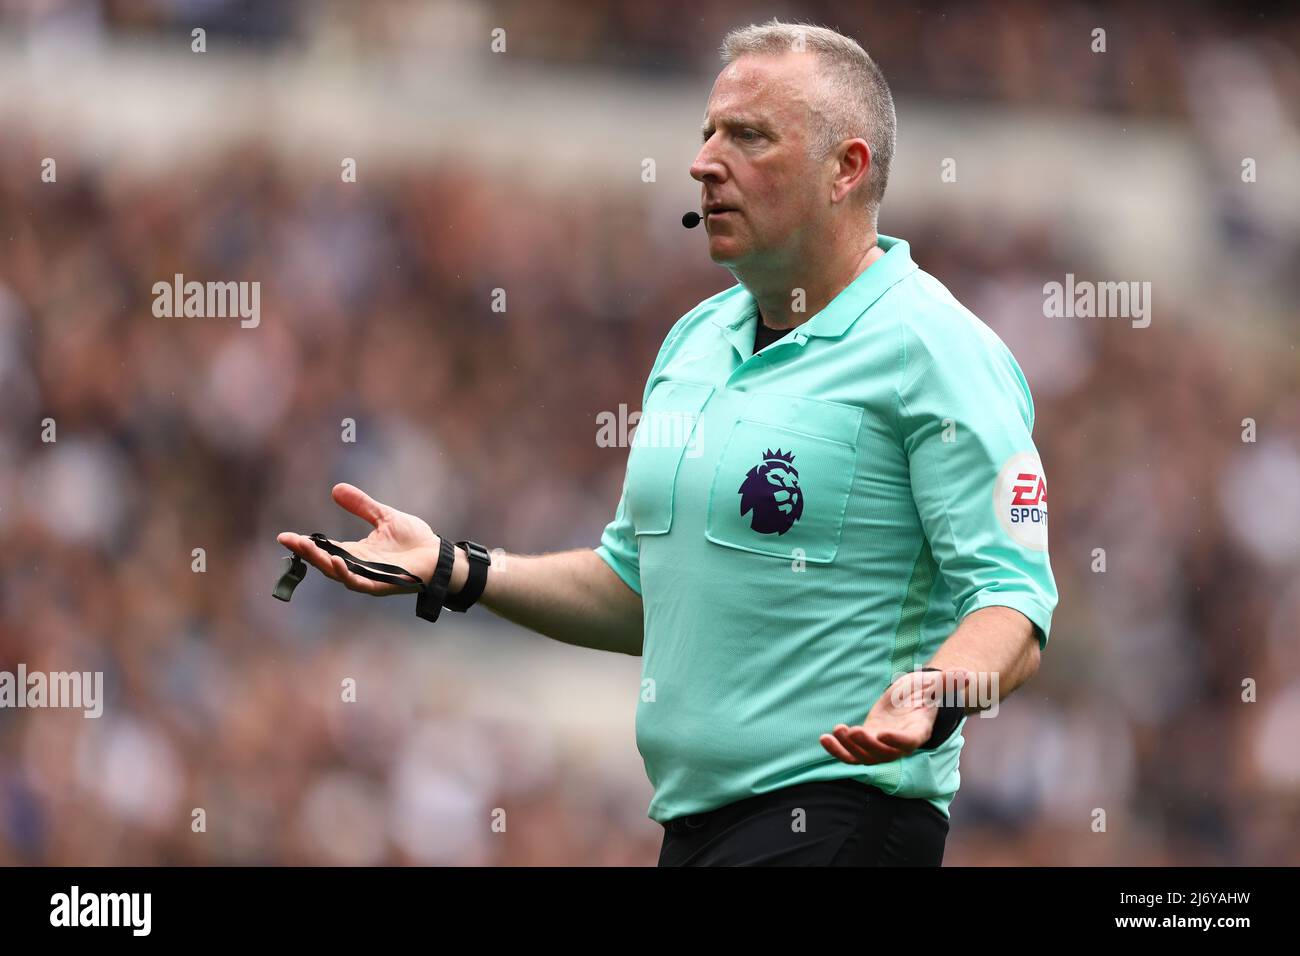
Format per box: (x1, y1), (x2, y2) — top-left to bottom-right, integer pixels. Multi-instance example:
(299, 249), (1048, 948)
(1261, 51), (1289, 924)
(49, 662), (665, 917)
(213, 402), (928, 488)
(691, 52), (830, 270)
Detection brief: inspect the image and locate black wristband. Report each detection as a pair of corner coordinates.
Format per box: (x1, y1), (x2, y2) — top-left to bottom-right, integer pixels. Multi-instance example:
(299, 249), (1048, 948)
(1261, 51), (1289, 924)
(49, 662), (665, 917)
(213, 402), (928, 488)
(443, 540), (491, 613)
(917, 667), (966, 751)
(414, 537), (457, 623)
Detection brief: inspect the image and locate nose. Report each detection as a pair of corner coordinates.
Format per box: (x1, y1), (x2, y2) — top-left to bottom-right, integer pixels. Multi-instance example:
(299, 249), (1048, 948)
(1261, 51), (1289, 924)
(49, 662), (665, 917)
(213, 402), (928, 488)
(690, 135), (726, 185)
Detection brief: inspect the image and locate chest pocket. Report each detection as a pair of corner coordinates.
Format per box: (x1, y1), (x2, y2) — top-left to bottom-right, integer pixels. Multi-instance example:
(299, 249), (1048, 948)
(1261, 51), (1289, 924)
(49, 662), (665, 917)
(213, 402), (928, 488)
(705, 391), (862, 562)
(625, 380), (714, 535)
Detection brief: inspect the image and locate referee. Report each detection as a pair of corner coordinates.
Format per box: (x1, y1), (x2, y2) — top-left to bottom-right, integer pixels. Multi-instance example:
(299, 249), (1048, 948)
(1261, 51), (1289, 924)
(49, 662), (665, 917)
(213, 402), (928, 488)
(278, 19), (1057, 867)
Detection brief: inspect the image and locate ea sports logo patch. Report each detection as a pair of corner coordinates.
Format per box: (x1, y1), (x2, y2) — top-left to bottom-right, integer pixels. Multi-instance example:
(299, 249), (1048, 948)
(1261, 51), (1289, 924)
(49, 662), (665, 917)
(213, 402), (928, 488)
(738, 447), (804, 535)
(994, 452), (1049, 551)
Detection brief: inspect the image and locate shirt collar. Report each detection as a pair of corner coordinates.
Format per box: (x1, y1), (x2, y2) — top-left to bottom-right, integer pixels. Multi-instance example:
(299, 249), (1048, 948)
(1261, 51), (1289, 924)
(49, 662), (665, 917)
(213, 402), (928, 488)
(710, 234), (917, 342)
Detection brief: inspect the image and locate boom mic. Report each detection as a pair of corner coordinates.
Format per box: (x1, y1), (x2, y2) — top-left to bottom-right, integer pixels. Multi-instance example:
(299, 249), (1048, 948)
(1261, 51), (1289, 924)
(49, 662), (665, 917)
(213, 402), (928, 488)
(682, 211), (703, 229)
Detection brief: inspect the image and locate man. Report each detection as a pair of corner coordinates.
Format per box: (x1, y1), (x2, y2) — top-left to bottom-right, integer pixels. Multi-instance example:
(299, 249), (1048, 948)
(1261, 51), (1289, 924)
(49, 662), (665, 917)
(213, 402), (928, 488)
(277, 19), (1056, 866)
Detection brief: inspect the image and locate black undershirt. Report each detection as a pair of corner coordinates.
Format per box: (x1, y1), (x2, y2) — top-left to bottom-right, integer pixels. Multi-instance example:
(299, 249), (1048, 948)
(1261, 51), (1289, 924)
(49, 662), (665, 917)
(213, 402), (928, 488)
(753, 313), (793, 354)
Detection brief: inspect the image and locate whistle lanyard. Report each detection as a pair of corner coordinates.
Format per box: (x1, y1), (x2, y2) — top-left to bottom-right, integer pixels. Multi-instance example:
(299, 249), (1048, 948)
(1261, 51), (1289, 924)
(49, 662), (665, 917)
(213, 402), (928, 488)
(273, 533), (457, 622)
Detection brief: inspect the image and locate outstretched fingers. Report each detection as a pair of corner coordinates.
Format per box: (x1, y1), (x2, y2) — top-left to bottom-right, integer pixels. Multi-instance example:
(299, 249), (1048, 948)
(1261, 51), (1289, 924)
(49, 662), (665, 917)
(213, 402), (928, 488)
(278, 533), (344, 582)
(332, 482), (388, 528)
(847, 724), (907, 761)
(820, 732), (861, 764)
(820, 725), (901, 764)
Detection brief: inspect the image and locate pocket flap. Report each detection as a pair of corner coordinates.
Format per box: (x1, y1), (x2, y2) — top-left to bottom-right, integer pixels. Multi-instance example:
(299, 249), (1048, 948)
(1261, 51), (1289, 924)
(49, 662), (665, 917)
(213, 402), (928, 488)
(625, 381), (714, 535)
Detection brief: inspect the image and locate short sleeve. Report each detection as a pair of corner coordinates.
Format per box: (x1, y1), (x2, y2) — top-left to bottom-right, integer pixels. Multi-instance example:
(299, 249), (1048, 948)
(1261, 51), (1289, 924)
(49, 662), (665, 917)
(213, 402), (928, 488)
(595, 482), (642, 595)
(896, 311), (1058, 648)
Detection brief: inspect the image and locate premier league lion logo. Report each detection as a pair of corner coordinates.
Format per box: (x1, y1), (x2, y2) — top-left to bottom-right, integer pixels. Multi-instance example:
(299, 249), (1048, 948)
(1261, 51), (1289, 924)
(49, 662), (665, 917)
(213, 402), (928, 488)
(738, 448), (804, 535)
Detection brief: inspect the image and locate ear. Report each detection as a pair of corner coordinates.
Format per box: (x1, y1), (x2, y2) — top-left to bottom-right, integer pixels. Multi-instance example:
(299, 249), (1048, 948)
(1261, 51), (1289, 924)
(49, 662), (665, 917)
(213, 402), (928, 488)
(831, 138), (871, 205)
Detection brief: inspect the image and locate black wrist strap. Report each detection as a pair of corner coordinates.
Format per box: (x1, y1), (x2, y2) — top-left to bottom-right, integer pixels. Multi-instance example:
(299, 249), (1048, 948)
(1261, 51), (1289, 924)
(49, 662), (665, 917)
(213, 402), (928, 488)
(272, 532), (456, 624)
(414, 537), (457, 622)
(443, 540), (491, 613)
(917, 667), (966, 751)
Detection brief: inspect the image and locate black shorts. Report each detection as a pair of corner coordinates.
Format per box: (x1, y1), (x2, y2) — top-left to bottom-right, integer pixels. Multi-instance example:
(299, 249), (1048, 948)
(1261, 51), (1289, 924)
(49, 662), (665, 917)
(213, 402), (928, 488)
(657, 778), (949, 866)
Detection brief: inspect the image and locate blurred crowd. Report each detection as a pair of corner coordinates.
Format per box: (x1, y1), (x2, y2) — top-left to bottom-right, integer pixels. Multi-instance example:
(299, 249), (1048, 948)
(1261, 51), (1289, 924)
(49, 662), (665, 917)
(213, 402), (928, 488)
(1, 128), (1296, 865)
(3, 0), (1298, 120)
(0, 0), (1298, 867)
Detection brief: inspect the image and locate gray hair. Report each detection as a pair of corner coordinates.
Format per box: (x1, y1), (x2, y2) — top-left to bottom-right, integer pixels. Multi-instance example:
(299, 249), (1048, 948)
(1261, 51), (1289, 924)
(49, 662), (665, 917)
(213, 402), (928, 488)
(719, 18), (896, 223)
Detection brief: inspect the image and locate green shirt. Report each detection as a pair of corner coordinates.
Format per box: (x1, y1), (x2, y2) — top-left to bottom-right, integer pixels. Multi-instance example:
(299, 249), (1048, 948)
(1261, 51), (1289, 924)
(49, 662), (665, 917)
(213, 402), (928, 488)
(596, 235), (1057, 823)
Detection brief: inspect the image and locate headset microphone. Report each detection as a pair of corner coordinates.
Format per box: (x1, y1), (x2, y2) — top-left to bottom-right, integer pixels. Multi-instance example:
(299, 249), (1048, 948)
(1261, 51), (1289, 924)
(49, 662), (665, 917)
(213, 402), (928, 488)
(682, 211), (703, 228)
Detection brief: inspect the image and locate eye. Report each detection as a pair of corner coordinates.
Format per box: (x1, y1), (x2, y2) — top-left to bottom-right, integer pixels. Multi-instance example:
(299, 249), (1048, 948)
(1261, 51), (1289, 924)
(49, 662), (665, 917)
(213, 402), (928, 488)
(737, 128), (761, 142)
